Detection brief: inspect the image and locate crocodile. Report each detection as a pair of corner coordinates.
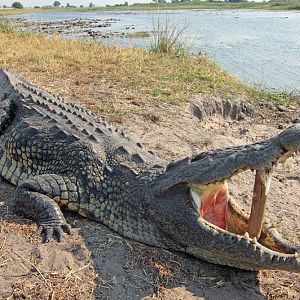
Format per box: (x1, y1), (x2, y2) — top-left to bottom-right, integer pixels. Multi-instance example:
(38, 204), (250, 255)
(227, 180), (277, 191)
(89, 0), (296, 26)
(0, 69), (299, 273)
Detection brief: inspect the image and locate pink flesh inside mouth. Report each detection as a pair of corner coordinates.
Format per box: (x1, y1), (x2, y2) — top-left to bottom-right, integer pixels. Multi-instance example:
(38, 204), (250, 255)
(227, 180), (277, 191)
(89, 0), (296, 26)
(190, 182), (229, 230)
(200, 186), (228, 230)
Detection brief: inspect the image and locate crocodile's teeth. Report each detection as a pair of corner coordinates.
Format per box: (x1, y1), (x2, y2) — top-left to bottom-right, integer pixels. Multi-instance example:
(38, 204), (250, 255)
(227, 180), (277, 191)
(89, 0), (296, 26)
(244, 232), (250, 240)
(295, 252), (299, 258)
(190, 190), (201, 211)
(251, 237), (257, 244)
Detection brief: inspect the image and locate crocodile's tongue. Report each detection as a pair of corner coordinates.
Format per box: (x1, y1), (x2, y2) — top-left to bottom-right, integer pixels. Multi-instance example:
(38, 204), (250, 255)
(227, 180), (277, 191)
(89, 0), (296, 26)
(247, 168), (273, 239)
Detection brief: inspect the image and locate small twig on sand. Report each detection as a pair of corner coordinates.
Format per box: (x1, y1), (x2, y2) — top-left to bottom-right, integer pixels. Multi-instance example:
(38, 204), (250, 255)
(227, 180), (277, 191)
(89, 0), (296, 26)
(0, 236), (6, 252)
(0, 251), (7, 260)
(61, 263), (90, 286)
(50, 290), (55, 300)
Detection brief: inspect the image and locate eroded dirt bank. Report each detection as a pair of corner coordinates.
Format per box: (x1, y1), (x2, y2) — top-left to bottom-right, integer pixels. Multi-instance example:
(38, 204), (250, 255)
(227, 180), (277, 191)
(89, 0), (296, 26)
(0, 90), (299, 299)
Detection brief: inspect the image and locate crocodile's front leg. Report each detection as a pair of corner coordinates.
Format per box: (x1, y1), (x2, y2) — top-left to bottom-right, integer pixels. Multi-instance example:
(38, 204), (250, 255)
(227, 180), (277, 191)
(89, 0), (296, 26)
(15, 174), (74, 242)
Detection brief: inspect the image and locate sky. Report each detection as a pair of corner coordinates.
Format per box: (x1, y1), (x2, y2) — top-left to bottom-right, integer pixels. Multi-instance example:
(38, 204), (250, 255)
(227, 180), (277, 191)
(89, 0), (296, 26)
(0, 0), (150, 7)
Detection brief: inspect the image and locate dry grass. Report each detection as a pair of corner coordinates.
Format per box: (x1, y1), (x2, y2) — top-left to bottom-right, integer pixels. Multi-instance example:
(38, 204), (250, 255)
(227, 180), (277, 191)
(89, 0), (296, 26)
(0, 28), (255, 118)
(6, 263), (95, 300)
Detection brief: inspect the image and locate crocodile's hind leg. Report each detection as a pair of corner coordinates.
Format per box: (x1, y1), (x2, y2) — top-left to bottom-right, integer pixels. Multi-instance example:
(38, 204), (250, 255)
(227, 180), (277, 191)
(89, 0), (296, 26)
(15, 174), (79, 242)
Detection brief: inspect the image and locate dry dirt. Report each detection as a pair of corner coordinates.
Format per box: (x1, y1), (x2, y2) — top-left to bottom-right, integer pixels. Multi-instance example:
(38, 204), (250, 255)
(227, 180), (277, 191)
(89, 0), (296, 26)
(0, 90), (299, 299)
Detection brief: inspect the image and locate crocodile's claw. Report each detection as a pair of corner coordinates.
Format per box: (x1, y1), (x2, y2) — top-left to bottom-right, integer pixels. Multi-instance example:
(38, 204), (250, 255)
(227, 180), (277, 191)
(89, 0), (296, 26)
(33, 223), (72, 243)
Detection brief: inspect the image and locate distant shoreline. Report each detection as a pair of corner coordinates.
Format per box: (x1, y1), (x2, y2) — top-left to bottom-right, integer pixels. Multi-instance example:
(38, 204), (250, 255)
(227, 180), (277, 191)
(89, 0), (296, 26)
(1, 2), (300, 17)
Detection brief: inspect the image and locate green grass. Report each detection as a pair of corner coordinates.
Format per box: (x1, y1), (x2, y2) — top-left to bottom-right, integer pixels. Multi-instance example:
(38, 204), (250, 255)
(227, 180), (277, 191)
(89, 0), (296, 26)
(107, 2), (300, 11)
(0, 8), (53, 16)
(248, 87), (298, 107)
(0, 18), (13, 31)
(149, 17), (190, 55)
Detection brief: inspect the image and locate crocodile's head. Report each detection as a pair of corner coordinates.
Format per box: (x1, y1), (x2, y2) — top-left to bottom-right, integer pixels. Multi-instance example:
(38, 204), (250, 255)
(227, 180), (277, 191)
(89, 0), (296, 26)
(150, 124), (300, 272)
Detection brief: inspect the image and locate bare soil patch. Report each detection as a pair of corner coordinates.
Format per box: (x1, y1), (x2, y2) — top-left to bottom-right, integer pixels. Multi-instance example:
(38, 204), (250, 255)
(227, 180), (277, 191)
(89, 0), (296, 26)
(0, 84), (299, 299)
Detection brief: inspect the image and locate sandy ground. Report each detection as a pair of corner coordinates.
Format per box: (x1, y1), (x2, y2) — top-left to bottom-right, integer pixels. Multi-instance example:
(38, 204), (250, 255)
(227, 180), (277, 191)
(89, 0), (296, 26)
(0, 93), (299, 299)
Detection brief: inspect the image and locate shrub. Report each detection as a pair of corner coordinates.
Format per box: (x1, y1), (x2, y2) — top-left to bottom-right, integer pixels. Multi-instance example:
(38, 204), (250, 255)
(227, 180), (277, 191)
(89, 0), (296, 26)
(11, 2), (23, 9)
(149, 16), (189, 56)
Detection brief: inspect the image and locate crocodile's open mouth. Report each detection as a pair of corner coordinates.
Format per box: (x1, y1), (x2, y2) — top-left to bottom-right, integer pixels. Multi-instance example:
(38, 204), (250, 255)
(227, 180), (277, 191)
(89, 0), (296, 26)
(189, 150), (299, 253)
(190, 171), (272, 238)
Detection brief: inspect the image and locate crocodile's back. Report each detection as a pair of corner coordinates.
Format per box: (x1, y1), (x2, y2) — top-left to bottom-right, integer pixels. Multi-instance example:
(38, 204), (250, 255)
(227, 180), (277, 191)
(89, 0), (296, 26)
(0, 70), (160, 185)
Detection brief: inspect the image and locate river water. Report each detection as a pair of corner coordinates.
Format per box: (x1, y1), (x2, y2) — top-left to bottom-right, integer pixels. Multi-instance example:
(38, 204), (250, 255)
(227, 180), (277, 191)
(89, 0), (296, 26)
(12, 9), (300, 91)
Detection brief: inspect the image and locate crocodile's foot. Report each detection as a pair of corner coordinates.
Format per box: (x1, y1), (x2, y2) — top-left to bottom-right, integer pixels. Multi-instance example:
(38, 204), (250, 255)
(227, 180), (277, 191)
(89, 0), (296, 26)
(33, 223), (72, 243)
(15, 176), (74, 243)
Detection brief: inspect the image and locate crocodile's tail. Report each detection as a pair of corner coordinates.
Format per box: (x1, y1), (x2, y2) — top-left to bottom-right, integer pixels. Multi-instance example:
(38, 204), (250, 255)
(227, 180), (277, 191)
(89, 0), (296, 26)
(0, 70), (17, 135)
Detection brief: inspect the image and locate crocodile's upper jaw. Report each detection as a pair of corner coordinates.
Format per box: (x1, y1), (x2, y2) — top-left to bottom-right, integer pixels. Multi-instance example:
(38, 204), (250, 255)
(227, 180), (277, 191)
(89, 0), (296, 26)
(151, 125), (300, 272)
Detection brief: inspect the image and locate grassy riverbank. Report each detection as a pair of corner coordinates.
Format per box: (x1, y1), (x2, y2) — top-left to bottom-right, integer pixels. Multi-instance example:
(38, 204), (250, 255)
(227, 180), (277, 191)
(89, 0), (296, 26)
(99, 1), (300, 11)
(0, 8), (48, 16)
(0, 1), (299, 16)
(0, 21), (296, 122)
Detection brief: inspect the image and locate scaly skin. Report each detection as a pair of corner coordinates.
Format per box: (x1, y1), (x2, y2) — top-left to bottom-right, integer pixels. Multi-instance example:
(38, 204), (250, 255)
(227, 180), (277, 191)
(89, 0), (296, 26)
(0, 69), (299, 272)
